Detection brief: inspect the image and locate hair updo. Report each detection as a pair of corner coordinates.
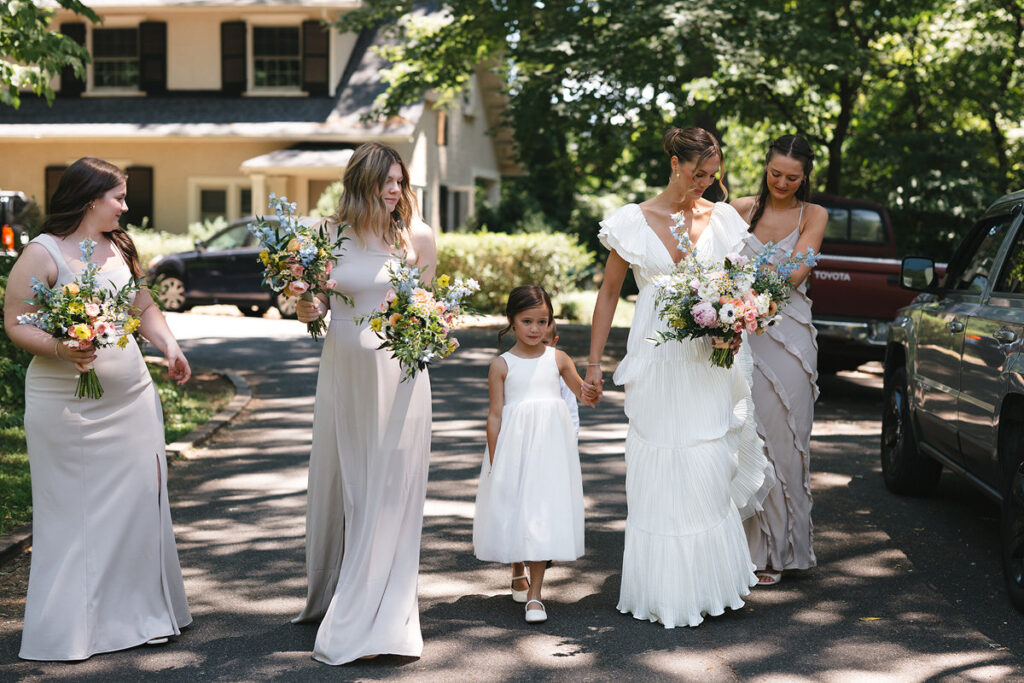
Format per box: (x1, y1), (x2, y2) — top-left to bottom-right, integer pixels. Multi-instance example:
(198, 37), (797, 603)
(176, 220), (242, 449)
(748, 134), (815, 232)
(663, 127), (726, 199)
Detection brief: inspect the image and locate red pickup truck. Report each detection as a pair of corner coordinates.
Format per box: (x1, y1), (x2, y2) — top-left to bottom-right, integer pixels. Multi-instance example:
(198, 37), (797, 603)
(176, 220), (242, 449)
(808, 194), (942, 372)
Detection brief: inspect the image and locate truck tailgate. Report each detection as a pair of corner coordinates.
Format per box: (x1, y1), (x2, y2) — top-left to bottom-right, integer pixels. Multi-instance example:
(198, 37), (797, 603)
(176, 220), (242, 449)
(811, 255), (916, 321)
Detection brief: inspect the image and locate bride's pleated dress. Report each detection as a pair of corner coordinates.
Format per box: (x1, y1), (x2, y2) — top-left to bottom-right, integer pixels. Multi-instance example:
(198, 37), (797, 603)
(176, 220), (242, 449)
(599, 203), (772, 628)
(293, 227), (431, 665)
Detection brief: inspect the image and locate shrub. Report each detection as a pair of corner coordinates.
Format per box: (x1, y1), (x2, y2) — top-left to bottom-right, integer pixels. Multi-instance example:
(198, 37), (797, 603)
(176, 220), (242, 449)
(437, 231), (595, 313)
(128, 217), (226, 271)
(0, 255), (34, 416)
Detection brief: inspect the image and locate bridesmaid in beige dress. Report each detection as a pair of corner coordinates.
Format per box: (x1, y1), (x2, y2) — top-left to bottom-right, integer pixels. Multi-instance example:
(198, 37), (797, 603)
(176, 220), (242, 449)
(3, 157), (192, 660)
(292, 142), (436, 665)
(732, 135), (827, 586)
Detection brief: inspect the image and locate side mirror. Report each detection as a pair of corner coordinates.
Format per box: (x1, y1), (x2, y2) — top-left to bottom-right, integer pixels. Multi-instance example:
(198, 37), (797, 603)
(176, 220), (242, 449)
(901, 256), (936, 291)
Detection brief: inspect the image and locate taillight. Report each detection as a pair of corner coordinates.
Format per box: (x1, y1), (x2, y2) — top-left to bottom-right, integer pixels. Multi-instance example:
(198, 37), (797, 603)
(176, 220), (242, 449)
(1, 225), (13, 251)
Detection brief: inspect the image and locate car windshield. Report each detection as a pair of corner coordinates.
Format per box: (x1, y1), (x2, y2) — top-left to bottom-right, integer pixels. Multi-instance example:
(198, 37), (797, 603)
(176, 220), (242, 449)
(949, 216), (1015, 293)
(204, 223), (251, 250)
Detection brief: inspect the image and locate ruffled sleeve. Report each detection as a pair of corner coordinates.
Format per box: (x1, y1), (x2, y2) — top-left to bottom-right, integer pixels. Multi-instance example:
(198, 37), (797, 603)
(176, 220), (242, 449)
(598, 204), (648, 265)
(706, 202), (751, 259)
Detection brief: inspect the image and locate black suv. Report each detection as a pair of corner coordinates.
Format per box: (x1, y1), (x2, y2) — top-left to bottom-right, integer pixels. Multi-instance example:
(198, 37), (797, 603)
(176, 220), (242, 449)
(883, 189), (1024, 612)
(147, 217), (298, 318)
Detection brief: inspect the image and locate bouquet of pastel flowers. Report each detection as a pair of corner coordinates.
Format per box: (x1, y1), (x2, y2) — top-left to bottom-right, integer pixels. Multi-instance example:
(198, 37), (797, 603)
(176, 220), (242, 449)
(357, 262), (480, 382)
(248, 194), (350, 340)
(18, 239), (143, 398)
(652, 213), (818, 368)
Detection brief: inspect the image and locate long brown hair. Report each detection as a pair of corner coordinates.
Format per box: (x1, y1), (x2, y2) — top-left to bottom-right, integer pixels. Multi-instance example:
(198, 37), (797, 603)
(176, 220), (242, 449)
(747, 134), (815, 232)
(663, 126), (727, 200)
(497, 284), (554, 351)
(42, 157), (143, 279)
(335, 142), (416, 249)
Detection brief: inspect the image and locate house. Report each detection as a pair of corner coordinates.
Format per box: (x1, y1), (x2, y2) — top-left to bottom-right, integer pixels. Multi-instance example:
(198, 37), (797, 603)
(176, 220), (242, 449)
(0, 0), (519, 233)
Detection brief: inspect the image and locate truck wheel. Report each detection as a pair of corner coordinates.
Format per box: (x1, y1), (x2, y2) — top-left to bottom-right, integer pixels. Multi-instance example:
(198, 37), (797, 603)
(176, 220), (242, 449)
(1001, 428), (1024, 613)
(275, 293), (298, 319)
(155, 275), (188, 312)
(241, 304), (269, 318)
(880, 365), (942, 495)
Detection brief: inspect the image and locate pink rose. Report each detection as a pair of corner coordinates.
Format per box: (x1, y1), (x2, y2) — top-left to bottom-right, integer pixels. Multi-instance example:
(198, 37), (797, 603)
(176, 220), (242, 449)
(325, 262), (333, 275)
(85, 302), (101, 318)
(324, 279), (337, 290)
(692, 301), (718, 327)
(285, 281), (309, 296)
(746, 318), (758, 333)
(689, 278), (701, 291)
(726, 253), (748, 267)
(744, 309), (757, 324)
(290, 264), (305, 277)
(733, 321), (744, 333)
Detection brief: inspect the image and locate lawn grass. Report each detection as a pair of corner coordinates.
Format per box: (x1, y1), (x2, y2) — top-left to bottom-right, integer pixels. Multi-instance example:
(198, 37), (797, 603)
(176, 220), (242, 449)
(0, 364), (234, 536)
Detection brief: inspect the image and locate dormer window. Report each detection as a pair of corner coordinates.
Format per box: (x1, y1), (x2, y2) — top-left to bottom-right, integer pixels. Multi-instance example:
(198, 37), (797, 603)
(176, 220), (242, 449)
(93, 27), (139, 89)
(253, 27), (301, 89)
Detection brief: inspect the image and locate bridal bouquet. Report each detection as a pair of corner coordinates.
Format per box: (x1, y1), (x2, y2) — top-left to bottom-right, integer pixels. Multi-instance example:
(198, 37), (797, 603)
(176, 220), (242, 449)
(248, 194), (350, 340)
(17, 239), (143, 398)
(652, 213), (818, 368)
(357, 262), (479, 382)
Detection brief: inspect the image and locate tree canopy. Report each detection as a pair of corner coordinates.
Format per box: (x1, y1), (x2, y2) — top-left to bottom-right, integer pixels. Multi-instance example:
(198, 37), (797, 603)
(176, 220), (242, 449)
(345, 1), (1023, 257)
(1, 0), (99, 108)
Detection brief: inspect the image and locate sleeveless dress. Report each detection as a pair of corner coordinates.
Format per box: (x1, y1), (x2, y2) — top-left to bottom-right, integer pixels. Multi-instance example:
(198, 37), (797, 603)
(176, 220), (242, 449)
(293, 228), (432, 665)
(473, 346), (584, 563)
(20, 234), (190, 661)
(600, 203), (772, 628)
(741, 204), (818, 571)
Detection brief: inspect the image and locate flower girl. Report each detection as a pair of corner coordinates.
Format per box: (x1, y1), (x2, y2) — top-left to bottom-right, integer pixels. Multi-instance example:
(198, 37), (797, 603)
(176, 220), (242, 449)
(473, 285), (589, 623)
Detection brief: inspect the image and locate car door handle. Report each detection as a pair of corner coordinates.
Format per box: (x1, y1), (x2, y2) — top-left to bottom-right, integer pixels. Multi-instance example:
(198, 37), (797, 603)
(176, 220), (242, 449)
(946, 320), (965, 333)
(993, 328), (1018, 344)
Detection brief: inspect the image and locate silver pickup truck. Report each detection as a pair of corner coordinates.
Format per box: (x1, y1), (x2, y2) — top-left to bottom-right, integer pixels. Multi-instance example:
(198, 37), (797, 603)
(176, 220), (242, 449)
(882, 189), (1024, 613)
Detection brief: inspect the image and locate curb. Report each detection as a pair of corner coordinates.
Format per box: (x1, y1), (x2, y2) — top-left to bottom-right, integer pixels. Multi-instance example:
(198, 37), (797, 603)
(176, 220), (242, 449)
(0, 367), (252, 566)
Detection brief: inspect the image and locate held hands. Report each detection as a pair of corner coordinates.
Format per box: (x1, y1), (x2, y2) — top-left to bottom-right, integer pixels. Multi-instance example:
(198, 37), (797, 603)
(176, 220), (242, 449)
(296, 297), (324, 324)
(582, 365), (604, 405)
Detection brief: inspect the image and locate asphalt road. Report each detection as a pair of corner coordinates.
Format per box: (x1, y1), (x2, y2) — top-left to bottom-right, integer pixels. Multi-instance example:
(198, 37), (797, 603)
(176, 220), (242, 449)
(0, 309), (1021, 681)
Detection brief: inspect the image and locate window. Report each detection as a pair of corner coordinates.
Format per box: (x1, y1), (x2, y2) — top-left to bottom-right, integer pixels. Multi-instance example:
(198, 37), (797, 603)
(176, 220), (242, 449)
(240, 188), (252, 216)
(994, 226), (1024, 295)
(204, 222), (252, 250)
(93, 28), (139, 89)
(124, 166), (153, 228)
(200, 189), (227, 221)
(823, 206), (885, 244)
(437, 111), (449, 146)
(45, 166), (67, 213)
(253, 27), (300, 88)
(824, 207), (848, 240)
(438, 185), (468, 232)
(950, 217), (1015, 293)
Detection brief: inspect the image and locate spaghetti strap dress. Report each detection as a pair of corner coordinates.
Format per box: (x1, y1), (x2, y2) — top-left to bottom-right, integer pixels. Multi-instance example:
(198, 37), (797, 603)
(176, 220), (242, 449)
(741, 203), (818, 571)
(19, 233), (190, 661)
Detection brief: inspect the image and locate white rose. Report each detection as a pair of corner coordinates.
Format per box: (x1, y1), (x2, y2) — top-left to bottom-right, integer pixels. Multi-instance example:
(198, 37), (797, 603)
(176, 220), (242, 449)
(697, 283), (717, 302)
(755, 293), (771, 316)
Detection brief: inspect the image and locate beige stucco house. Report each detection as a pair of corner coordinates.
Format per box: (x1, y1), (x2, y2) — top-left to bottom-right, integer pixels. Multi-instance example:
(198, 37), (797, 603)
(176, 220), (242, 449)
(0, 0), (518, 233)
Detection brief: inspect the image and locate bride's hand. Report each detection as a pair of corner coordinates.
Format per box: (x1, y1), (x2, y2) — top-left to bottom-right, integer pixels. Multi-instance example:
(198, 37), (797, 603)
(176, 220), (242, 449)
(296, 297), (324, 324)
(583, 365), (604, 404)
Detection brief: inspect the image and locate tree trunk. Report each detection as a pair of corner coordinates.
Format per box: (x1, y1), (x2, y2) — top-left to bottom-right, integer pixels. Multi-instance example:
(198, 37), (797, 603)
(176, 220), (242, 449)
(825, 77), (856, 195)
(987, 108), (1009, 192)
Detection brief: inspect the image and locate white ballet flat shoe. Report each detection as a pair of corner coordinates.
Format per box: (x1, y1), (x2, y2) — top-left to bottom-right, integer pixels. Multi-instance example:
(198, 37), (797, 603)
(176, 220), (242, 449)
(524, 599), (547, 623)
(511, 574), (530, 603)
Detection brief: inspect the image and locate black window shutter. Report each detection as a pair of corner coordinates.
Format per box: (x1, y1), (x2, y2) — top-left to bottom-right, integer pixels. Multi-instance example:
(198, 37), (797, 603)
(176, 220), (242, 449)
(59, 23), (86, 98)
(221, 21), (247, 95)
(139, 22), (167, 94)
(124, 167), (154, 228)
(302, 20), (329, 96)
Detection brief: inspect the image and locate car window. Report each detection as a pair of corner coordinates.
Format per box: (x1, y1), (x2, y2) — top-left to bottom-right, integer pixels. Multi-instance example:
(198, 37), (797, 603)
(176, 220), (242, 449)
(824, 207), (848, 240)
(950, 217), (1015, 293)
(204, 223), (250, 250)
(849, 209), (885, 243)
(993, 224), (1024, 294)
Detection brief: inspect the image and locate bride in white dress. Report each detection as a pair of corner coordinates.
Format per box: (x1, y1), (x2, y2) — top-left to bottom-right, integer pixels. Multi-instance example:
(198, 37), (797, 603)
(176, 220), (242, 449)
(585, 127), (773, 628)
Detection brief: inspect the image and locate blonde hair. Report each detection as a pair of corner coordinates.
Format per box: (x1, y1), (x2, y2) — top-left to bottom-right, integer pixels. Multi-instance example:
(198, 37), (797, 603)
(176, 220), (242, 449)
(335, 142), (416, 248)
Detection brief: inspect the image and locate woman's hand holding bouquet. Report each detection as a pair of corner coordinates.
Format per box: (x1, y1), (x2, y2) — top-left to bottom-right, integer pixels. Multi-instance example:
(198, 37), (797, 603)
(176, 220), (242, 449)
(248, 194), (351, 340)
(652, 212), (818, 368)
(357, 263), (479, 382)
(17, 239), (143, 398)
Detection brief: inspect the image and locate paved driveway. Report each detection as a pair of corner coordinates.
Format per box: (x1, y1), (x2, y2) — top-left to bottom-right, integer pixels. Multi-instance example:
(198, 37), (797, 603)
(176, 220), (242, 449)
(0, 311), (1020, 681)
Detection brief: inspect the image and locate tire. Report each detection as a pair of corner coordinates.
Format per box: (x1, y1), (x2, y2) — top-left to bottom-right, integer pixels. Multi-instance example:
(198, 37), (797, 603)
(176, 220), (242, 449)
(155, 274), (188, 312)
(1001, 435), (1024, 613)
(880, 365), (942, 495)
(241, 304), (269, 318)
(275, 292), (298, 319)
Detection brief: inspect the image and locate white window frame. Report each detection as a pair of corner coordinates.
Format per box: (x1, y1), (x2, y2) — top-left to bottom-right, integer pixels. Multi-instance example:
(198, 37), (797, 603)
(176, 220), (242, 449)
(85, 18), (145, 96)
(188, 177), (253, 224)
(245, 15), (306, 96)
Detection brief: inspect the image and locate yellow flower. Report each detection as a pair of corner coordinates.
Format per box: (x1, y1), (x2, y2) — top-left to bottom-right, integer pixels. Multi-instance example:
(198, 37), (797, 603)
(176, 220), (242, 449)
(70, 323), (93, 340)
(370, 317), (383, 333)
(67, 301), (85, 315)
(124, 317), (141, 334)
(63, 282), (80, 296)
(259, 250), (270, 264)
(117, 335), (130, 349)
(437, 274), (450, 288)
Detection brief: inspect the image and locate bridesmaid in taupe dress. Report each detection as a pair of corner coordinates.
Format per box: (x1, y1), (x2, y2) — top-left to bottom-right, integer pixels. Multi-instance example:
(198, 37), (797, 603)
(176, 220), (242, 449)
(3, 157), (192, 660)
(732, 135), (828, 586)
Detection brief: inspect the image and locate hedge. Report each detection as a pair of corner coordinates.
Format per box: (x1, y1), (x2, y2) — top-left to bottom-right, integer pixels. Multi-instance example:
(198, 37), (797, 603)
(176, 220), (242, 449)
(0, 255), (33, 417)
(436, 231), (595, 313)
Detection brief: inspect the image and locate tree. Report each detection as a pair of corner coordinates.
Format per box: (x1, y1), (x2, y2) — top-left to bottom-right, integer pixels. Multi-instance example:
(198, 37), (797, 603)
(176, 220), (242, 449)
(1, 0), (99, 108)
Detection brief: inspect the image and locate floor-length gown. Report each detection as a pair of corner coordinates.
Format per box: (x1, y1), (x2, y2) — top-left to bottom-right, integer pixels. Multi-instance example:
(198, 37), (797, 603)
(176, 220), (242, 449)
(600, 203), (772, 628)
(20, 234), (190, 661)
(293, 230), (432, 665)
(741, 210), (818, 571)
